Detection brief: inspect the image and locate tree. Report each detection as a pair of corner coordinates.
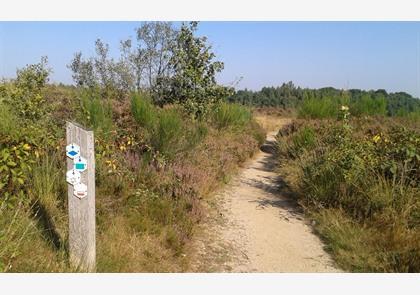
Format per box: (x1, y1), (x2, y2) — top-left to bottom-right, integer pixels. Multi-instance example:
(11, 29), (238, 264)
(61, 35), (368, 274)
(165, 22), (233, 117)
(120, 22), (177, 102)
(12, 56), (51, 119)
(68, 39), (135, 100)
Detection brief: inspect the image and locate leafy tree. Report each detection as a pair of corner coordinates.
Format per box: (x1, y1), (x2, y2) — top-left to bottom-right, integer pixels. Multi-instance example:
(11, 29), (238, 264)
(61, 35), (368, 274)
(165, 22), (233, 117)
(8, 56), (51, 120)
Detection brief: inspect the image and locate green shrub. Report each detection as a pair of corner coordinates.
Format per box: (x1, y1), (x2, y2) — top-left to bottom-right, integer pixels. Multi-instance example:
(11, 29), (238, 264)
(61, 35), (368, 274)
(151, 108), (185, 159)
(298, 97), (339, 119)
(81, 91), (113, 137)
(289, 126), (316, 157)
(351, 94), (387, 116)
(131, 95), (209, 160)
(0, 102), (21, 140)
(7, 57), (51, 121)
(131, 94), (157, 129)
(211, 102), (252, 130)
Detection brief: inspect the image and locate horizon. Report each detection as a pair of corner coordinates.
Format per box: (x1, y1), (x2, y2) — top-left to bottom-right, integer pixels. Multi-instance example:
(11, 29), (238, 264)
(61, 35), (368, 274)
(1, 21), (420, 97)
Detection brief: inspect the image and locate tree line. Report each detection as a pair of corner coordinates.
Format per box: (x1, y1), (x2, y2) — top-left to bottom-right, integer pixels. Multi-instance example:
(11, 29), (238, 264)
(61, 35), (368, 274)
(228, 81), (420, 117)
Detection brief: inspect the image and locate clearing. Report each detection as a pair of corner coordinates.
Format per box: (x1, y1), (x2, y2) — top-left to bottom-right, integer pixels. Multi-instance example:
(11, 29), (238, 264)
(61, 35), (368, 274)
(188, 117), (339, 272)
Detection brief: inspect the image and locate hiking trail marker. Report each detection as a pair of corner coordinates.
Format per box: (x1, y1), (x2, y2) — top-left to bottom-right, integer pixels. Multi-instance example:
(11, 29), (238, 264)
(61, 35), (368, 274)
(74, 156), (87, 172)
(66, 169), (81, 186)
(66, 143), (80, 159)
(66, 121), (95, 272)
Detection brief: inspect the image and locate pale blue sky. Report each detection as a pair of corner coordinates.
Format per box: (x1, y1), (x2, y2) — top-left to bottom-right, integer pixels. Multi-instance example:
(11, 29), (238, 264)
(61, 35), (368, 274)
(1, 22), (419, 97)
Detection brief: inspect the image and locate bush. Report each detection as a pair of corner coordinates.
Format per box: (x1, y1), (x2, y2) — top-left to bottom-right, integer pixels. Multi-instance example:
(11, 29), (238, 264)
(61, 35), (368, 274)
(298, 97), (339, 119)
(131, 94), (157, 129)
(80, 90), (113, 137)
(289, 126), (316, 158)
(151, 108), (185, 159)
(8, 57), (51, 121)
(351, 94), (387, 116)
(211, 102), (252, 130)
(277, 117), (420, 272)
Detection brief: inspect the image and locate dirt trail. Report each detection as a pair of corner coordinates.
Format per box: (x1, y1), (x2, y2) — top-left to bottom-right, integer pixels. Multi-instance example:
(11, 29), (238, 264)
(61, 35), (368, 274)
(188, 118), (339, 272)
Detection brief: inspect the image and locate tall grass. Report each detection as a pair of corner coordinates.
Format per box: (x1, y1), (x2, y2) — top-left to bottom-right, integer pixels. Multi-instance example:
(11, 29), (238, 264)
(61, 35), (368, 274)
(0, 102), (21, 140)
(152, 108), (185, 159)
(298, 97), (339, 119)
(81, 92), (113, 137)
(131, 94), (208, 160)
(0, 151), (69, 272)
(131, 94), (157, 129)
(211, 102), (252, 130)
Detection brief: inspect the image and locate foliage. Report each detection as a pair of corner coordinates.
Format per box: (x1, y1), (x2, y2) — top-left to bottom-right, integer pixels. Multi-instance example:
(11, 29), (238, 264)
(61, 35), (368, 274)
(230, 83), (420, 119)
(228, 81), (303, 108)
(0, 140), (34, 206)
(131, 93), (157, 129)
(210, 102), (252, 130)
(130, 94), (209, 160)
(289, 126), (316, 158)
(69, 39), (135, 100)
(80, 90), (114, 137)
(298, 96), (339, 119)
(276, 114), (420, 272)
(165, 22), (233, 118)
(4, 57), (51, 120)
(151, 108), (185, 159)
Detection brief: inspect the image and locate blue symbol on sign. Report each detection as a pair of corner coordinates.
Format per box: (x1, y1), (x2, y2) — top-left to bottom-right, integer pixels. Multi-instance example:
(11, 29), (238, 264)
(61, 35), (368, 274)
(68, 150), (78, 157)
(66, 143), (81, 160)
(74, 156), (87, 172)
(75, 162), (85, 170)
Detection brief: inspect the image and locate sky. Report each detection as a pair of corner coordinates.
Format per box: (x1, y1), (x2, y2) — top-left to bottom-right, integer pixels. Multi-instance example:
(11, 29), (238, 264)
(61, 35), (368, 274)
(1, 21), (420, 97)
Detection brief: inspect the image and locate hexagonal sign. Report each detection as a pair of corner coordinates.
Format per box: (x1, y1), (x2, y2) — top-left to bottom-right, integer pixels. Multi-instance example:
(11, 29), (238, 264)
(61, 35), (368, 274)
(66, 143), (80, 160)
(73, 183), (88, 199)
(74, 156), (87, 172)
(66, 169), (81, 186)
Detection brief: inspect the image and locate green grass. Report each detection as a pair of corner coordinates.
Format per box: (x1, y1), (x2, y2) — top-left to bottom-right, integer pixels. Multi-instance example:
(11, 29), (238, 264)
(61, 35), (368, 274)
(298, 97), (339, 119)
(131, 93), (157, 129)
(81, 91), (113, 137)
(0, 101), (21, 140)
(211, 102), (252, 130)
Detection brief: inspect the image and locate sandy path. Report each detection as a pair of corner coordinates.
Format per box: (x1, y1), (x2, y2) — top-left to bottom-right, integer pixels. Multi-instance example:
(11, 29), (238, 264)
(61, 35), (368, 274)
(188, 118), (339, 272)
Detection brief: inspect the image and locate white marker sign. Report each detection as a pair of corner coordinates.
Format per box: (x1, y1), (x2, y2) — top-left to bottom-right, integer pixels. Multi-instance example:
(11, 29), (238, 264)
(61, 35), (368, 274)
(66, 169), (81, 186)
(73, 183), (88, 199)
(66, 143), (81, 159)
(74, 156), (88, 172)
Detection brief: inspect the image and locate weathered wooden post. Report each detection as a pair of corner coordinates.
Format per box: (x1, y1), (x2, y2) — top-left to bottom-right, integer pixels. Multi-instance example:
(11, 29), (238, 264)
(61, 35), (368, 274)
(66, 121), (95, 272)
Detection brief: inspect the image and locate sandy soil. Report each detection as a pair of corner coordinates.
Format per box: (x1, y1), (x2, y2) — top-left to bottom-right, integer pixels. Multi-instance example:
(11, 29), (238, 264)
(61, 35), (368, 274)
(188, 118), (340, 272)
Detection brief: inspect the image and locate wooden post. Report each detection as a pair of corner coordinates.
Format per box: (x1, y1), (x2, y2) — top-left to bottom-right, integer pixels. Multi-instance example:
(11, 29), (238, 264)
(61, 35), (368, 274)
(66, 121), (96, 272)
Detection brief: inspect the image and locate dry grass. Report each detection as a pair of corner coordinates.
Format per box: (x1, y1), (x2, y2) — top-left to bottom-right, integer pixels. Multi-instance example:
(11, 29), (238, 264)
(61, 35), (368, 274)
(253, 108), (295, 132)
